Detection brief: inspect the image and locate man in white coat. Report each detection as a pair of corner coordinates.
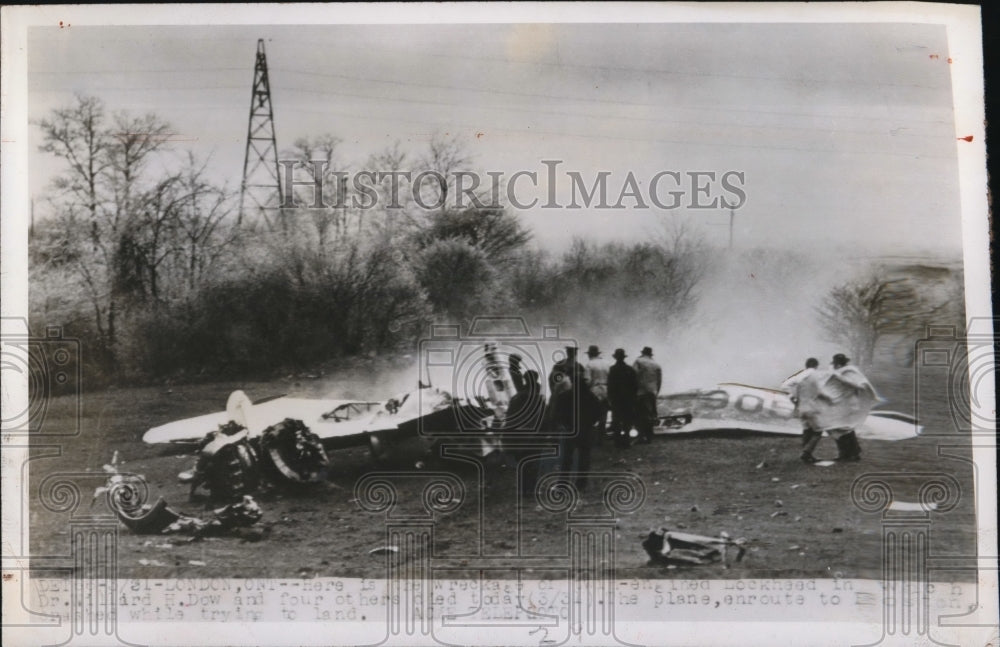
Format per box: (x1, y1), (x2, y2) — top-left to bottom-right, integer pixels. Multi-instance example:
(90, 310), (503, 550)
(796, 353), (878, 462)
(781, 357), (822, 463)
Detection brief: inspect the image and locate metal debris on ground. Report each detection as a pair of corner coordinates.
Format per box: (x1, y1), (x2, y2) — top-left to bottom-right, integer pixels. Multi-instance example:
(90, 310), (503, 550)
(642, 528), (747, 567)
(92, 452), (144, 507)
(368, 546), (399, 556)
(138, 559), (166, 567)
(96, 455), (217, 537)
(115, 494), (264, 539)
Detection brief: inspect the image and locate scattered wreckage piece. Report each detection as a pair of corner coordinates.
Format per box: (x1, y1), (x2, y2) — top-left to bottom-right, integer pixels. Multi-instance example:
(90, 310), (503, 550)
(115, 494), (263, 538)
(642, 528), (748, 567)
(180, 418), (330, 501)
(96, 455), (265, 538)
(117, 497), (180, 534)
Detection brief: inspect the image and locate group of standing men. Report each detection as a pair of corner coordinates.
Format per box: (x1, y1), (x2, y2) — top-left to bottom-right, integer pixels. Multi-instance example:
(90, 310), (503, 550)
(505, 344), (664, 491)
(592, 345), (664, 448)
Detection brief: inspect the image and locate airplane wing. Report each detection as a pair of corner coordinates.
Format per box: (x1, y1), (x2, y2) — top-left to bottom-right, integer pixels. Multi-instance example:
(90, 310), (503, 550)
(142, 387), (486, 447)
(142, 392), (375, 445)
(655, 383), (920, 441)
(143, 409), (235, 444)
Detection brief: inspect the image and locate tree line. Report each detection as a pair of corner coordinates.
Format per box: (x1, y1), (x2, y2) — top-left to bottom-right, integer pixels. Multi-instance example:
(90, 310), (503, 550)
(30, 94), (707, 387)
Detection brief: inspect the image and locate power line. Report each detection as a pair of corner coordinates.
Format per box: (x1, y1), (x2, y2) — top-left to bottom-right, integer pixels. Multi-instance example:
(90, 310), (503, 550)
(278, 104), (957, 160)
(31, 79), (952, 145)
(273, 67), (952, 126)
(271, 83), (951, 140)
(31, 67), (249, 75)
(28, 63), (951, 126)
(277, 38), (951, 90)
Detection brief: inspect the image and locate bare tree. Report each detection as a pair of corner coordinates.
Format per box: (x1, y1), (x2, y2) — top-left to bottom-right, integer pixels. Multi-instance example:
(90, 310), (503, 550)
(655, 218), (710, 317)
(815, 268), (921, 370)
(37, 94), (110, 225)
(172, 153), (238, 294)
(35, 94), (204, 368)
(37, 95), (118, 362)
(282, 134), (344, 244)
(418, 132), (473, 211)
(364, 141), (417, 234)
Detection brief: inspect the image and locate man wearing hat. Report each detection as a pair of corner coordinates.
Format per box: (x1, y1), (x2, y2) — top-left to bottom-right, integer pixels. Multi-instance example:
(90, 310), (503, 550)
(795, 353), (875, 463)
(548, 345), (588, 397)
(633, 346), (663, 444)
(824, 353), (869, 461)
(584, 345), (611, 444)
(608, 348), (638, 448)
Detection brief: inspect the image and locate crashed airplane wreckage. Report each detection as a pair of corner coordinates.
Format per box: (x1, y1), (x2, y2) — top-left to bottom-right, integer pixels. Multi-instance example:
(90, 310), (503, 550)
(144, 386), (494, 500)
(142, 355), (921, 500)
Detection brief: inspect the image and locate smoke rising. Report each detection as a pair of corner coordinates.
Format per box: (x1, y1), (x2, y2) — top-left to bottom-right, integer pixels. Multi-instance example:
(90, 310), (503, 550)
(553, 246), (847, 392)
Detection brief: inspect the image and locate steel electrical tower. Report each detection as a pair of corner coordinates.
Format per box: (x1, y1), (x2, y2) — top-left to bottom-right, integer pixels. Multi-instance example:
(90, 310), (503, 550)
(239, 39), (282, 227)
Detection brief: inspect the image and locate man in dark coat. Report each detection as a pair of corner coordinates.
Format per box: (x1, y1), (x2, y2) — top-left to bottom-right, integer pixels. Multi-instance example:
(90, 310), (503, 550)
(507, 369), (546, 432)
(546, 346), (597, 490)
(607, 348), (638, 448)
(506, 369), (548, 494)
(508, 353), (525, 394)
(584, 345), (611, 445)
(633, 346), (662, 443)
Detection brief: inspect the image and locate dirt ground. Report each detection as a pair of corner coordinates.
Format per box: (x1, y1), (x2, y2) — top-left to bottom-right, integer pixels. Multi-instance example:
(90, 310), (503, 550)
(26, 364), (978, 581)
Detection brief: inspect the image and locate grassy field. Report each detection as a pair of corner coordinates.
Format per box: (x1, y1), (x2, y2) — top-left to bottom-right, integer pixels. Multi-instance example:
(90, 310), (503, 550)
(26, 360), (978, 580)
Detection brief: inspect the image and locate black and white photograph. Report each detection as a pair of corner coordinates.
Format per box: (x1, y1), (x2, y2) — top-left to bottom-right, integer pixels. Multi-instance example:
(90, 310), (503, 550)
(2, 3), (995, 646)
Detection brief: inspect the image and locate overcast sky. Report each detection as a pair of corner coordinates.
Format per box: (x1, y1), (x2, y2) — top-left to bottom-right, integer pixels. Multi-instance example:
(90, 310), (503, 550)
(28, 22), (962, 255)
